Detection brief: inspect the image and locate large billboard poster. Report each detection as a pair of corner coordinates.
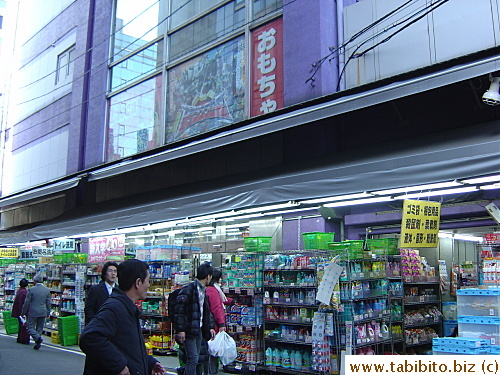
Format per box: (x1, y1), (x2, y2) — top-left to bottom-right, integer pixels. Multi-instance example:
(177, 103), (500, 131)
(251, 18), (284, 117)
(88, 235), (126, 263)
(166, 37), (245, 143)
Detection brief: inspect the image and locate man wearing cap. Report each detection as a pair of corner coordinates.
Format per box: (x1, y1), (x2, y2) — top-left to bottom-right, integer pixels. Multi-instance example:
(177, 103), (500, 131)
(22, 274), (51, 350)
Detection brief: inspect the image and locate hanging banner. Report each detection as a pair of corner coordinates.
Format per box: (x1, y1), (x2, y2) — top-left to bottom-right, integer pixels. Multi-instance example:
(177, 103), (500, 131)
(251, 18), (284, 117)
(0, 247), (19, 258)
(50, 239), (76, 252)
(88, 235), (125, 263)
(400, 199), (441, 247)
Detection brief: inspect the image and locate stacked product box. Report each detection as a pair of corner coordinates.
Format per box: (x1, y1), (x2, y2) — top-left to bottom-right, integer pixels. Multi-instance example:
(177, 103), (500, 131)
(456, 288), (500, 348)
(432, 337), (490, 355)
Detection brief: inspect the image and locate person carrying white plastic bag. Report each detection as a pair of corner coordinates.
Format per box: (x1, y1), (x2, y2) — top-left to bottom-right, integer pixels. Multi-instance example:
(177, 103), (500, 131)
(207, 331), (237, 366)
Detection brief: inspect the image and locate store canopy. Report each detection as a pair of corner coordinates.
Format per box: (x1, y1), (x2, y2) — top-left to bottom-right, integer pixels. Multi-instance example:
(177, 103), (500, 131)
(0, 177), (81, 207)
(88, 53), (500, 182)
(0, 120), (498, 245)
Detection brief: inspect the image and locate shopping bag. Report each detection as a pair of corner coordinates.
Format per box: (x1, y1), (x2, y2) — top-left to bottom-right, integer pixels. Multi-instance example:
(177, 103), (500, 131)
(207, 331), (225, 357)
(219, 332), (237, 365)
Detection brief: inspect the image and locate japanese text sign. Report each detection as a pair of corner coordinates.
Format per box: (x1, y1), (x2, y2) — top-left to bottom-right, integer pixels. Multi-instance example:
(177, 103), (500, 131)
(88, 235), (125, 263)
(400, 200), (441, 248)
(0, 247), (19, 258)
(251, 18), (284, 117)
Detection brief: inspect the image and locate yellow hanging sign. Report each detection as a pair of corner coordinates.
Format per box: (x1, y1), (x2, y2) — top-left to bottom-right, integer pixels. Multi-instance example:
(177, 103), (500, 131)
(400, 199), (441, 248)
(0, 247), (19, 258)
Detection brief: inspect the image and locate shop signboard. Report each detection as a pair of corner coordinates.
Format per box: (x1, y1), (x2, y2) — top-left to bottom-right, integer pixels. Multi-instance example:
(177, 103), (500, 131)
(32, 247), (54, 257)
(400, 199), (441, 247)
(88, 235), (125, 263)
(51, 239), (76, 252)
(0, 247), (19, 258)
(251, 18), (284, 117)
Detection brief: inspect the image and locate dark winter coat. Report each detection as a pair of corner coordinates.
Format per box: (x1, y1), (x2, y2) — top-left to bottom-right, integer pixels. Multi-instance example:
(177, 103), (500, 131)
(174, 280), (214, 340)
(84, 281), (114, 325)
(79, 288), (158, 375)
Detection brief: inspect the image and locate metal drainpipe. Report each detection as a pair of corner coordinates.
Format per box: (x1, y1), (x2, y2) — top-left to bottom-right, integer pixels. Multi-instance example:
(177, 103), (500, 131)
(79, 0), (96, 172)
(336, 0), (346, 91)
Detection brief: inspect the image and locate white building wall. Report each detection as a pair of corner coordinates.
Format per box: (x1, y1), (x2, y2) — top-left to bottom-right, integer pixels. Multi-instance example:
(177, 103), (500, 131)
(344, 0), (500, 88)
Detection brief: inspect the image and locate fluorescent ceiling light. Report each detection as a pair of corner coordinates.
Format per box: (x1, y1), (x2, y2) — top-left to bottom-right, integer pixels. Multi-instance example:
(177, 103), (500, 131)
(238, 202), (297, 214)
(394, 186), (478, 200)
(438, 232), (483, 242)
(324, 196), (393, 208)
(461, 175), (500, 184)
(479, 183), (500, 190)
(371, 180), (462, 195)
(301, 192), (372, 204)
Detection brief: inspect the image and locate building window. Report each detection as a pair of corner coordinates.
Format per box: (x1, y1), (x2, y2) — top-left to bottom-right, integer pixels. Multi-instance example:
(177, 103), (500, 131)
(110, 41), (163, 92)
(55, 45), (75, 85)
(169, 0), (245, 60)
(170, 0), (226, 29)
(253, 0), (282, 18)
(166, 36), (245, 144)
(107, 75), (163, 162)
(112, 0), (165, 62)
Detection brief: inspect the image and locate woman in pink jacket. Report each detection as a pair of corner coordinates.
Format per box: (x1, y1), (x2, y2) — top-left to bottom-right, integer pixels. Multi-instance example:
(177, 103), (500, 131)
(206, 269), (233, 374)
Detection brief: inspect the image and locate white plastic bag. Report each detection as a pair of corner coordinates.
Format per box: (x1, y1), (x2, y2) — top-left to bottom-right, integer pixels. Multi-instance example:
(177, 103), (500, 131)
(208, 331), (237, 365)
(219, 331), (237, 365)
(207, 331), (225, 356)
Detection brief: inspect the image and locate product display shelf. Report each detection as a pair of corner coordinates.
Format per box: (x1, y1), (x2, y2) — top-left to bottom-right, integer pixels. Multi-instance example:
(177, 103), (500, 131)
(262, 251), (329, 374)
(0, 264), (6, 314)
(45, 263), (63, 334)
(397, 248), (444, 354)
(140, 260), (180, 356)
(222, 252), (264, 373)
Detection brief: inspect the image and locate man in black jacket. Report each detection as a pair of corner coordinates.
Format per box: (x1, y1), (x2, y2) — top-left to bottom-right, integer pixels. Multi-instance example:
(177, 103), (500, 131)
(175, 262), (215, 375)
(84, 261), (119, 325)
(80, 259), (166, 375)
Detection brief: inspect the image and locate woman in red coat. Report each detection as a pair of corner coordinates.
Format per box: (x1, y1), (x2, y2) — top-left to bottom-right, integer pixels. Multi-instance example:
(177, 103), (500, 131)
(206, 269), (233, 374)
(11, 278), (30, 344)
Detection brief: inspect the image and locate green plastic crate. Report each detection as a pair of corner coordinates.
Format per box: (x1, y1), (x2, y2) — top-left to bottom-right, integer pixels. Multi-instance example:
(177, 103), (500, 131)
(366, 238), (399, 255)
(301, 232), (335, 250)
(328, 242), (364, 260)
(4, 319), (18, 334)
(244, 237), (272, 252)
(60, 333), (79, 346)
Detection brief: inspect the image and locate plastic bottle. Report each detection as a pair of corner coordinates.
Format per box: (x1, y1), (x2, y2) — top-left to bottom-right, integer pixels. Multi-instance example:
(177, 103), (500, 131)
(266, 347), (273, 366)
(272, 347), (281, 367)
(302, 350), (311, 370)
(294, 350), (303, 370)
(281, 349), (291, 368)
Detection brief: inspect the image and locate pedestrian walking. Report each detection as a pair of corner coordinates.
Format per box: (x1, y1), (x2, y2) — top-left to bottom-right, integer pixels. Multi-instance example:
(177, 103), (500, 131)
(174, 262), (215, 375)
(21, 274), (51, 350)
(80, 259), (166, 375)
(205, 269), (232, 374)
(11, 278), (30, 345)
(84, 261), (118, 325)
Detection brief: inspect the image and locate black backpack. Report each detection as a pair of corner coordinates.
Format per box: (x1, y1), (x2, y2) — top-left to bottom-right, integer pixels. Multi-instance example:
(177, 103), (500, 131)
(167, 288), (181, 323)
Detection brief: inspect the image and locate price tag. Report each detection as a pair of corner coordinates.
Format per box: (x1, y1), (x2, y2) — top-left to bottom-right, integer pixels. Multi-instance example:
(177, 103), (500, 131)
(235, 364), (242, 370)
(247, 289), (254, 296)
(223, 288), (229, 294)
(359, 272), (364, 278)
(235, 288), (241, 294)
(249, 365), (256, 371)
(419, 296), (425, 302)
(237, 325), (243, 332)
(490, 309), (495, 316)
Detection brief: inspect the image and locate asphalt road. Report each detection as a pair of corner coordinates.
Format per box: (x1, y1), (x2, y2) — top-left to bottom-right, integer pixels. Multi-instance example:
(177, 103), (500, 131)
(0, 333), (85, 374)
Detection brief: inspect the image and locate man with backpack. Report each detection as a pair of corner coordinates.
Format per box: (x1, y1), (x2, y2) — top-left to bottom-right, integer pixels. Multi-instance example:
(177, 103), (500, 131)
(173, 262), (215, 375)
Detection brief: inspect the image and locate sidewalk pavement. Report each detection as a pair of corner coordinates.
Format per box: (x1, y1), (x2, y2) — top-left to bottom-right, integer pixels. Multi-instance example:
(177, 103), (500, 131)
(0, 325), (181, 373)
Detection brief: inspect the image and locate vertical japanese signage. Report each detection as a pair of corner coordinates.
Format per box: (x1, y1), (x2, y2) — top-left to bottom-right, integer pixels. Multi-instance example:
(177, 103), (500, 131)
(88, 235), (125, 263)
(251, 18), (284, 117)
(400, 199), (441, 248)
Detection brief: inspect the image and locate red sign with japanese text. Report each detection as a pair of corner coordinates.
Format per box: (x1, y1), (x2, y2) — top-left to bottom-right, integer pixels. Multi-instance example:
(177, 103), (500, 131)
(251, 18), (284, 117)
(88, 235), (125, 263)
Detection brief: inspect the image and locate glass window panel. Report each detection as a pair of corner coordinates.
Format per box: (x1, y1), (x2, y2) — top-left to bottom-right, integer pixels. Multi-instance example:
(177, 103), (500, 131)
(166, 36), (245, 144)
(112, 0), (166, 61)
(170, 0), (225, 30)
(253, 0), (282, 19)
(107, 75), (163, 162)
(169, 1), (245, 60)
(110, 41), (163, 92)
